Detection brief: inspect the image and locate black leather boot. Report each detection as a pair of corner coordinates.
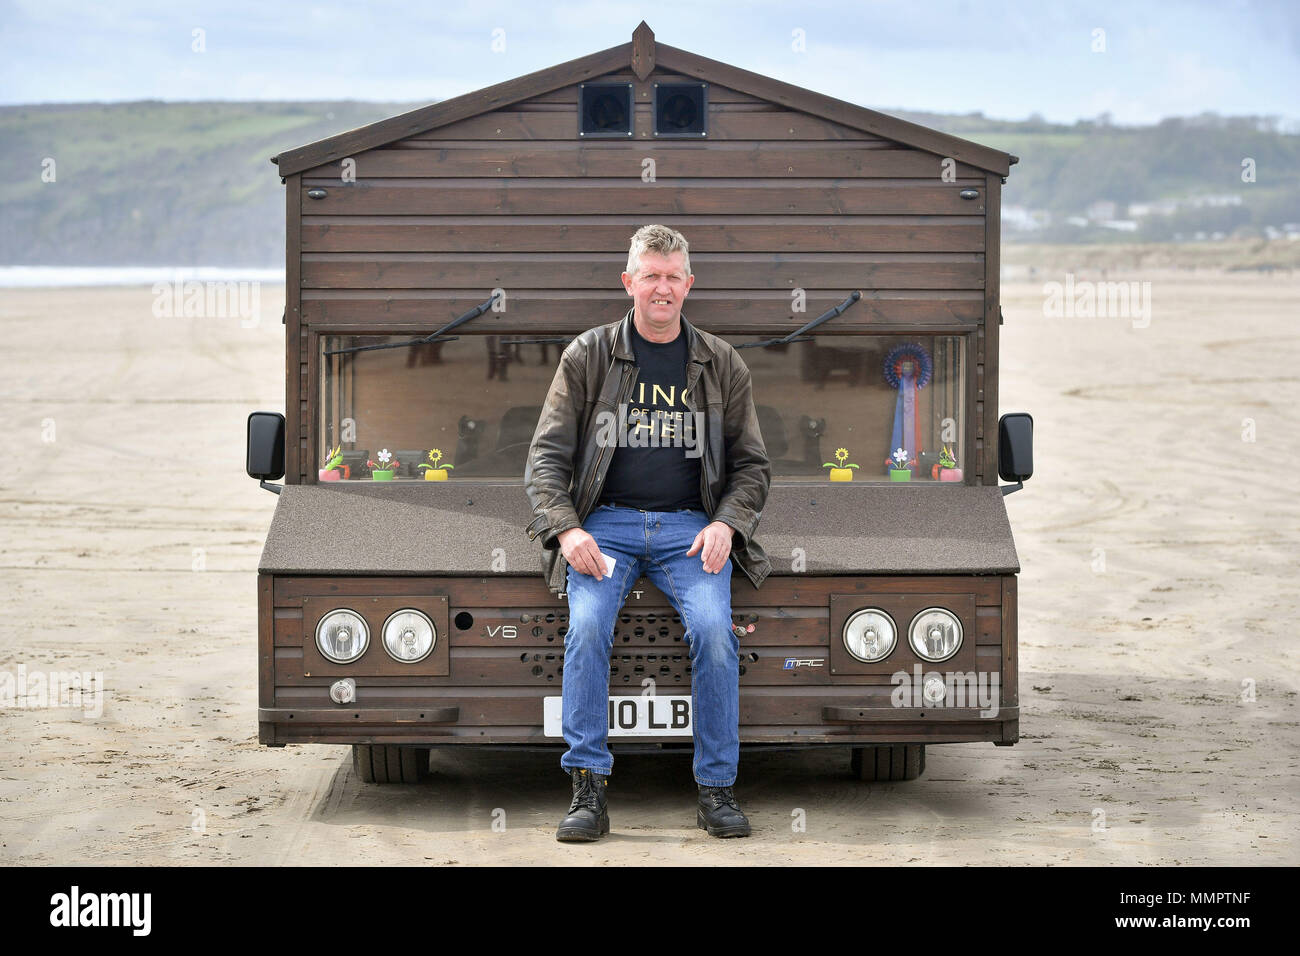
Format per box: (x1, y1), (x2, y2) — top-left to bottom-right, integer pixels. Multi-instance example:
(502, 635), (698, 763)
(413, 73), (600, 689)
(555, 768), (610, 842)
(697, 785), (751, 837)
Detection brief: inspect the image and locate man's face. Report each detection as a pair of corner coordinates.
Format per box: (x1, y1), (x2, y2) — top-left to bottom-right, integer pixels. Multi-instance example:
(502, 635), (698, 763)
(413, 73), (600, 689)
(621, 250), (694, 338)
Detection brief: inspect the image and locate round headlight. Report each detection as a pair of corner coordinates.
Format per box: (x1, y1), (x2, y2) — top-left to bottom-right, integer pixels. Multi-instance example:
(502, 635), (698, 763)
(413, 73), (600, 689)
(843, 608), (897, 663)
(909, 607), (962, 662)
(382, 608), (435, 663)
(316, 608), (369, 664)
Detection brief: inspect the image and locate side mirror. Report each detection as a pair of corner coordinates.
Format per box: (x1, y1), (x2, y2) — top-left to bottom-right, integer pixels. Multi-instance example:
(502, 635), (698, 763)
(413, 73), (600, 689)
(247, 411), (285, 492)
(997, 412), (1033, 495)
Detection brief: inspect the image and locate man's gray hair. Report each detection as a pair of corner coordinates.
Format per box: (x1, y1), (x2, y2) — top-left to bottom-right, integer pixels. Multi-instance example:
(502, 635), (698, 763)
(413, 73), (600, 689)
(626, 224), (691, 278)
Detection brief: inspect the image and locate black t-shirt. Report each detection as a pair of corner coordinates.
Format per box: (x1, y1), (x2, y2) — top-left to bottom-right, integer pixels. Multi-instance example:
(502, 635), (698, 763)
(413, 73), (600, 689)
(598, 321), (704, 511)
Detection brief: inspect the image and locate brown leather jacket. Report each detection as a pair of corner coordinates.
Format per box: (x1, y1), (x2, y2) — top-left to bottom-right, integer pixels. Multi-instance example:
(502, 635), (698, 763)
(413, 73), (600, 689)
(524, 307), (772, 595)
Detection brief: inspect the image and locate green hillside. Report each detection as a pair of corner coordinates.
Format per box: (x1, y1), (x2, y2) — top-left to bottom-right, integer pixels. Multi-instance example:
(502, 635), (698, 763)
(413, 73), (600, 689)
(2, 101), (1297, 264)
(0, 101), (407, 265)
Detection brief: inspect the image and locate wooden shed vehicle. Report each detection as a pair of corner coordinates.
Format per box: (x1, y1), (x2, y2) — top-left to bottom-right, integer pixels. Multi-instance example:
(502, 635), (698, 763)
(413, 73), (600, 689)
(245, 23), (1034, 784)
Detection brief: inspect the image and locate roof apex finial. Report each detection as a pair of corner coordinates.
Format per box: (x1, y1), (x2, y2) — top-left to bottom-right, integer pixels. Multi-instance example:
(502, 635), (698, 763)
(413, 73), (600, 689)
(631, 21), (655, 80)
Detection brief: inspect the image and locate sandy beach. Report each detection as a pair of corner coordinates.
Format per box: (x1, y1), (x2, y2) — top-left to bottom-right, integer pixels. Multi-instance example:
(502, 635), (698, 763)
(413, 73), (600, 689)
(1, 259), (1297, 865)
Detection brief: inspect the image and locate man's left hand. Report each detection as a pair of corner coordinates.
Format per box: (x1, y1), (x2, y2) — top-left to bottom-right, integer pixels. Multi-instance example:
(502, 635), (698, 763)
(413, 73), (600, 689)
(687, 520), (733, 574)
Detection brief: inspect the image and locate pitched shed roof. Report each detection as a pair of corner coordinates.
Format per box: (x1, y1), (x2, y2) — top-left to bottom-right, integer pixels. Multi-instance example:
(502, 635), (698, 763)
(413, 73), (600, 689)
(271, 21), (1016, 178)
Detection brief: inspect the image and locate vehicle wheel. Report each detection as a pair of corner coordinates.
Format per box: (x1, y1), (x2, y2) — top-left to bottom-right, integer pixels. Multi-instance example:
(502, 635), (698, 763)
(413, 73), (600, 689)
(352, 745), (430, 784)
(850, 744), (925, 781)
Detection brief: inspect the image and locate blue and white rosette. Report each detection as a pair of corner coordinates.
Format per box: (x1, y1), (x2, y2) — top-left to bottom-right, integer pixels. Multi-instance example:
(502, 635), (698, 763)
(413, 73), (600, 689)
(883, 343), (932, 470)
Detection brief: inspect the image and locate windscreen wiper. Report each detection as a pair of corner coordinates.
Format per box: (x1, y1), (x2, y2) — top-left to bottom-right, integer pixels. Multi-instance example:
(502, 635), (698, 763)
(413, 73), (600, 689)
(323, 291), (503, 356)
(735, 290), (862, 349)
(498, 336), (574, 346)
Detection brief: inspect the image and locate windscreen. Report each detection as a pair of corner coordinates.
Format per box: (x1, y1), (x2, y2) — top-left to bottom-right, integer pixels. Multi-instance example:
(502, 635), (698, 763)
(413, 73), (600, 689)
(317, 332), (966, 482)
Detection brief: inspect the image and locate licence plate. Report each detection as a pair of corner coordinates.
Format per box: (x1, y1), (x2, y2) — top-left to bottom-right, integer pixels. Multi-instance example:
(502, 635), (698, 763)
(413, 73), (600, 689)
(543, 695), (692, 737)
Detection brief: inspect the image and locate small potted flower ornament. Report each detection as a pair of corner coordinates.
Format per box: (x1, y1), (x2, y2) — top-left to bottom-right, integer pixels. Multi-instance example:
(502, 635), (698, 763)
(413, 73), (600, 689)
(937, 445), (962, 482)
(418, 448), (454, 481)
(823, 447), (860, 482)
(886, 447), (915, 481)
(366, 449), (400, 481)
(319, 444), (344, 481)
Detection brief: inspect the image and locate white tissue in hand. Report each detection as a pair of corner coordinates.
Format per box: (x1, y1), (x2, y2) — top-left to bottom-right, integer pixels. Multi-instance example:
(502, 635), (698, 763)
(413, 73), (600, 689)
(602, 553), (616, 576)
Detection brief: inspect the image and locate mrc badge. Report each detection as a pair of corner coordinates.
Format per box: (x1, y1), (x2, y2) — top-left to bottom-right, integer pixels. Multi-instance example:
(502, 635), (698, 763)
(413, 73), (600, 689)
(784, 658), (825, 669)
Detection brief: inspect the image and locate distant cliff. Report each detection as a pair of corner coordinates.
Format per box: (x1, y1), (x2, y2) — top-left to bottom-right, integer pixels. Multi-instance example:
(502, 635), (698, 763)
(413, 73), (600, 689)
(0, 101), (409, 266)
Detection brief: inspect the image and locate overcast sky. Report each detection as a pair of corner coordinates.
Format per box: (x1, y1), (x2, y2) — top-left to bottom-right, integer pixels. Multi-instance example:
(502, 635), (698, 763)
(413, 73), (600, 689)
(1, 0), (1296, 125)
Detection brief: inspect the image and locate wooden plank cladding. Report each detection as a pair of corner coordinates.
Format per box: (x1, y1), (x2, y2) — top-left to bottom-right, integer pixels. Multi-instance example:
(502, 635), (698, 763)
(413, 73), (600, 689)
(274, 650), (837, 688)
(272, 573), (1008, 607)
(308, 145), (985, 179)
(271, 648), (1003, 689)
(301, 252), (985, 292)
(298, 291), (985, 333)
(298, 179), (985, 217)
(299, 218), (987, 255)
(268, 684), (998, 721)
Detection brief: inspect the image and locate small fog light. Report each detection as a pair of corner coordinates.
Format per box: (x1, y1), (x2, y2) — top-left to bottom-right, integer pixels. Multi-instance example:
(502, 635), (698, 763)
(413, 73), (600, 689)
(922, 675), (946, 705)
(329, 678), (356, 704)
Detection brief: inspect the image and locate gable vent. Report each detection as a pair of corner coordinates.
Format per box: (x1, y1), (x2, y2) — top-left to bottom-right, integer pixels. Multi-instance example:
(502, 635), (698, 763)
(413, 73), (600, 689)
(654, 82), (707, 137)
(579, 82), (633, 137)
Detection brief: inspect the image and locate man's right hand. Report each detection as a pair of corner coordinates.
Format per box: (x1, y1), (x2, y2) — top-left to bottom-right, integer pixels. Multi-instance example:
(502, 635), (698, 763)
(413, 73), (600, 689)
(558, 527), (606, 580)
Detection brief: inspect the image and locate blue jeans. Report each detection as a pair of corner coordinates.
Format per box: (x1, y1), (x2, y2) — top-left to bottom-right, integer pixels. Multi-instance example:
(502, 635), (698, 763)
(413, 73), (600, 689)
(560, 504), (740, 787)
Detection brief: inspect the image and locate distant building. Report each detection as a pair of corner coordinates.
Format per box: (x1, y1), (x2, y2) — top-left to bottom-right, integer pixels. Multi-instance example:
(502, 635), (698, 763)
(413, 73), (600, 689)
(1002, 204), (1048, 232)
(1127, 199), (1178, 218)
(1086, 200), (1118, 222)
